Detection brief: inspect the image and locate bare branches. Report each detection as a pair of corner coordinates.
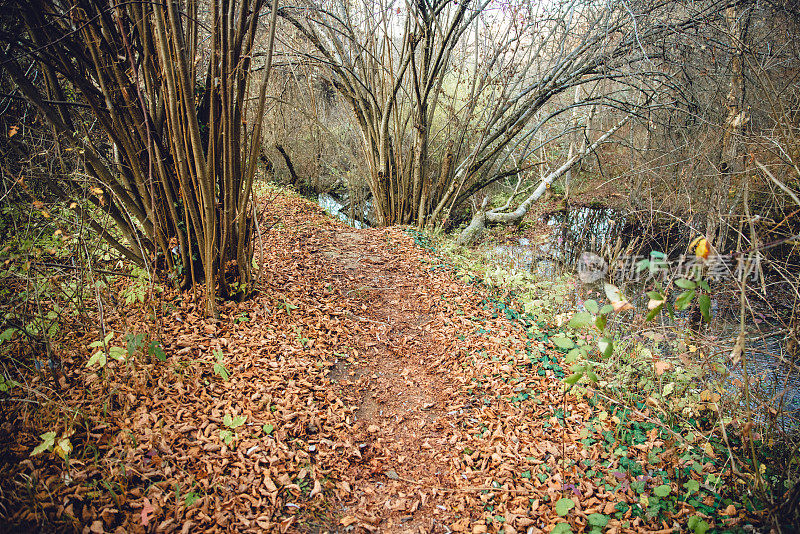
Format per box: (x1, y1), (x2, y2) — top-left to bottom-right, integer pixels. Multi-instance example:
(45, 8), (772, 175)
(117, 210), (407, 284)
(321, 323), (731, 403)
(1, 0), (280, 315)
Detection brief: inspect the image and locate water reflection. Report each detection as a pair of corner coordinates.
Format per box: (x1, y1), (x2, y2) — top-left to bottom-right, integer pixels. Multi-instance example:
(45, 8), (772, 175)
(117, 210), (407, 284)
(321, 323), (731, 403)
(318, 193), (368, 229)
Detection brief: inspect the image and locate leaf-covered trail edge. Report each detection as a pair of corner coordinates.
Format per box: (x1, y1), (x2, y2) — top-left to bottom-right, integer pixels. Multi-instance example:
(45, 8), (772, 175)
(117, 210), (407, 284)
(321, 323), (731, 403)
(0, 190), (746, 533)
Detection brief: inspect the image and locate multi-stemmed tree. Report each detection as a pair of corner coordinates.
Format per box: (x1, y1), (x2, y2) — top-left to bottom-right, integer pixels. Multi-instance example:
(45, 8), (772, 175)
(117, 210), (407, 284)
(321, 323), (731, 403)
(281, 0), (724, 229)
(1, 0), (279, 315)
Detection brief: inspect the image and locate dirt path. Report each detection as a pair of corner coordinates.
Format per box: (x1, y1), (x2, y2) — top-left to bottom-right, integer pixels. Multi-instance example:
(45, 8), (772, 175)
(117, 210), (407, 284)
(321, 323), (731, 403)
(288, 214), (616, 533)
(315, 227), (469, 533)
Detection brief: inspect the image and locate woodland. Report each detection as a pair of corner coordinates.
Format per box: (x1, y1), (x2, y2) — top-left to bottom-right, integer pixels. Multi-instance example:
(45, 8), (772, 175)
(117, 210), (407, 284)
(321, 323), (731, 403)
(0, 0), (800, 532)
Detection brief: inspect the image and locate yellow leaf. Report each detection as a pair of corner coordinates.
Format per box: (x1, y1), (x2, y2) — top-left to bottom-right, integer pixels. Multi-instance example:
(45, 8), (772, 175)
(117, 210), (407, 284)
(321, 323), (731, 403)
(696, 238), (710, 260)
(8, 125), (18, 138)
(688, 345), (698, 353)
(689, 236), (710, 259)
(703, 442), (715, 458)
(54, 437), (72, 460)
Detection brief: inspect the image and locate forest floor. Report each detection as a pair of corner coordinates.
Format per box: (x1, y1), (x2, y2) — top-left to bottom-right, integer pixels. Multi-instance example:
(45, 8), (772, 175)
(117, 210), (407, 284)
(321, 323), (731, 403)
(0, 188), (754, 533)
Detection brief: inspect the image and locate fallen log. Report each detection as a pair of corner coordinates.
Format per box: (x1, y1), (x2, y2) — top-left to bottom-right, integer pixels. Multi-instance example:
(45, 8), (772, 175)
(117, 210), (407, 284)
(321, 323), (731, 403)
(457, 113), (631, 246)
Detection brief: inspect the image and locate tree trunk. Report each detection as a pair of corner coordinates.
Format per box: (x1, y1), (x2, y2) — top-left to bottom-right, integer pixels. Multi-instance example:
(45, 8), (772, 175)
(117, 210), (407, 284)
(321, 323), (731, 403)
(709, 5), (750, 250)
(276, 144), (301, 187)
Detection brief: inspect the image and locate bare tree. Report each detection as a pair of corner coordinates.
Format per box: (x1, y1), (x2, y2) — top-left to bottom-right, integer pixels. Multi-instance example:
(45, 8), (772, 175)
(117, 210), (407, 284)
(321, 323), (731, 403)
(0, 0), (279, 316)
(280, 0), (722, 229)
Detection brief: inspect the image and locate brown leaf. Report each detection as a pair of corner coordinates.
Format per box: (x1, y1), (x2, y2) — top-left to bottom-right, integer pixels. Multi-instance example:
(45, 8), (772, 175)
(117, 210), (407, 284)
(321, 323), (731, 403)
(141, 498), (154, 527)
(340, 515), (358, 527)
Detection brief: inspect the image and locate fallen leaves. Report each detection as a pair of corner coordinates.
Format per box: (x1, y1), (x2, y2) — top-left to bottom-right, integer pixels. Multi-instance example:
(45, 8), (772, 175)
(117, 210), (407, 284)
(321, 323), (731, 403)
(0, 190), (747, 533)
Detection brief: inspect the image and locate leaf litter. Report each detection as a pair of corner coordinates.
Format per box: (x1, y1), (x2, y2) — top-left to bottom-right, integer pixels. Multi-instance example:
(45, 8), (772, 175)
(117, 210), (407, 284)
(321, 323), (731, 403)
(0, 190), (748, 533)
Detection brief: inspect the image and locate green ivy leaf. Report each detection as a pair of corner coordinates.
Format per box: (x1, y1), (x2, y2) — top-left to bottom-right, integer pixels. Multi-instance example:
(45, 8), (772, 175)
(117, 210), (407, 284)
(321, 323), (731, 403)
(565, 348), (584, 364)
(555, 497), (575, 516)
(569, 312), (593, 329)
(551, 523), (573, 534)
(584, 300), (599, 314)
(598, 337), (614, 358)
(230, 415), (246, 428)
(587, 513), (609, 527)
(654, 484), (671, 497)
(213, 363), (230, 381)
(684, 479), (700, 494)
(553, 337), (575, 350)
(564, 372), (584, 386)
(108, 346), (126, 361)
(675, 278), (697, 290)
(698, 294), (711, 322)
(86, 349), (107, 368)
(688, 515), (709, 534)
(0, 328), (16, 343)
(675, 290), (695, 311)
(219, 429), (234, 445)
(645, 304), (663, 322)
(262, 423), (274, 435)
(595, 313), (607, 331)
(149, 341), (167, 362)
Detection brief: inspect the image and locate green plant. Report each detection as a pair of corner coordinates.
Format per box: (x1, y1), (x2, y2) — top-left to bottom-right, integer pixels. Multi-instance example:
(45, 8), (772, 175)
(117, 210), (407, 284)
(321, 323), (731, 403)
(294, 327), (311, 348)
(555, 497), (575, 516)
(0, 374), (18, 393)
(120, 266), (151, 305)
(687, 514), (709, 534)
(31, 430), (73, 463)
(86, 332), (126, 368)
(587, 513), (609, 533)
(212, 349), (230, 381)
(219, 414), (247, 446)
(149, 340), (167, 362)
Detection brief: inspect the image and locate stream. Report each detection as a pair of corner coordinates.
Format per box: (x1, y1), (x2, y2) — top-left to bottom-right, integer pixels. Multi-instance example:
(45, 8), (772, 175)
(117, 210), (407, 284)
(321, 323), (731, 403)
(488, 206), (800, 427)
(318, 193), (368, 229)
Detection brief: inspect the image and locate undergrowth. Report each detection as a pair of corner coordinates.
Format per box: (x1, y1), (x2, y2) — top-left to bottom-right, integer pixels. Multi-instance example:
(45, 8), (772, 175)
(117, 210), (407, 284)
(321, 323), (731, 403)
(415, 227), (799, 532)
